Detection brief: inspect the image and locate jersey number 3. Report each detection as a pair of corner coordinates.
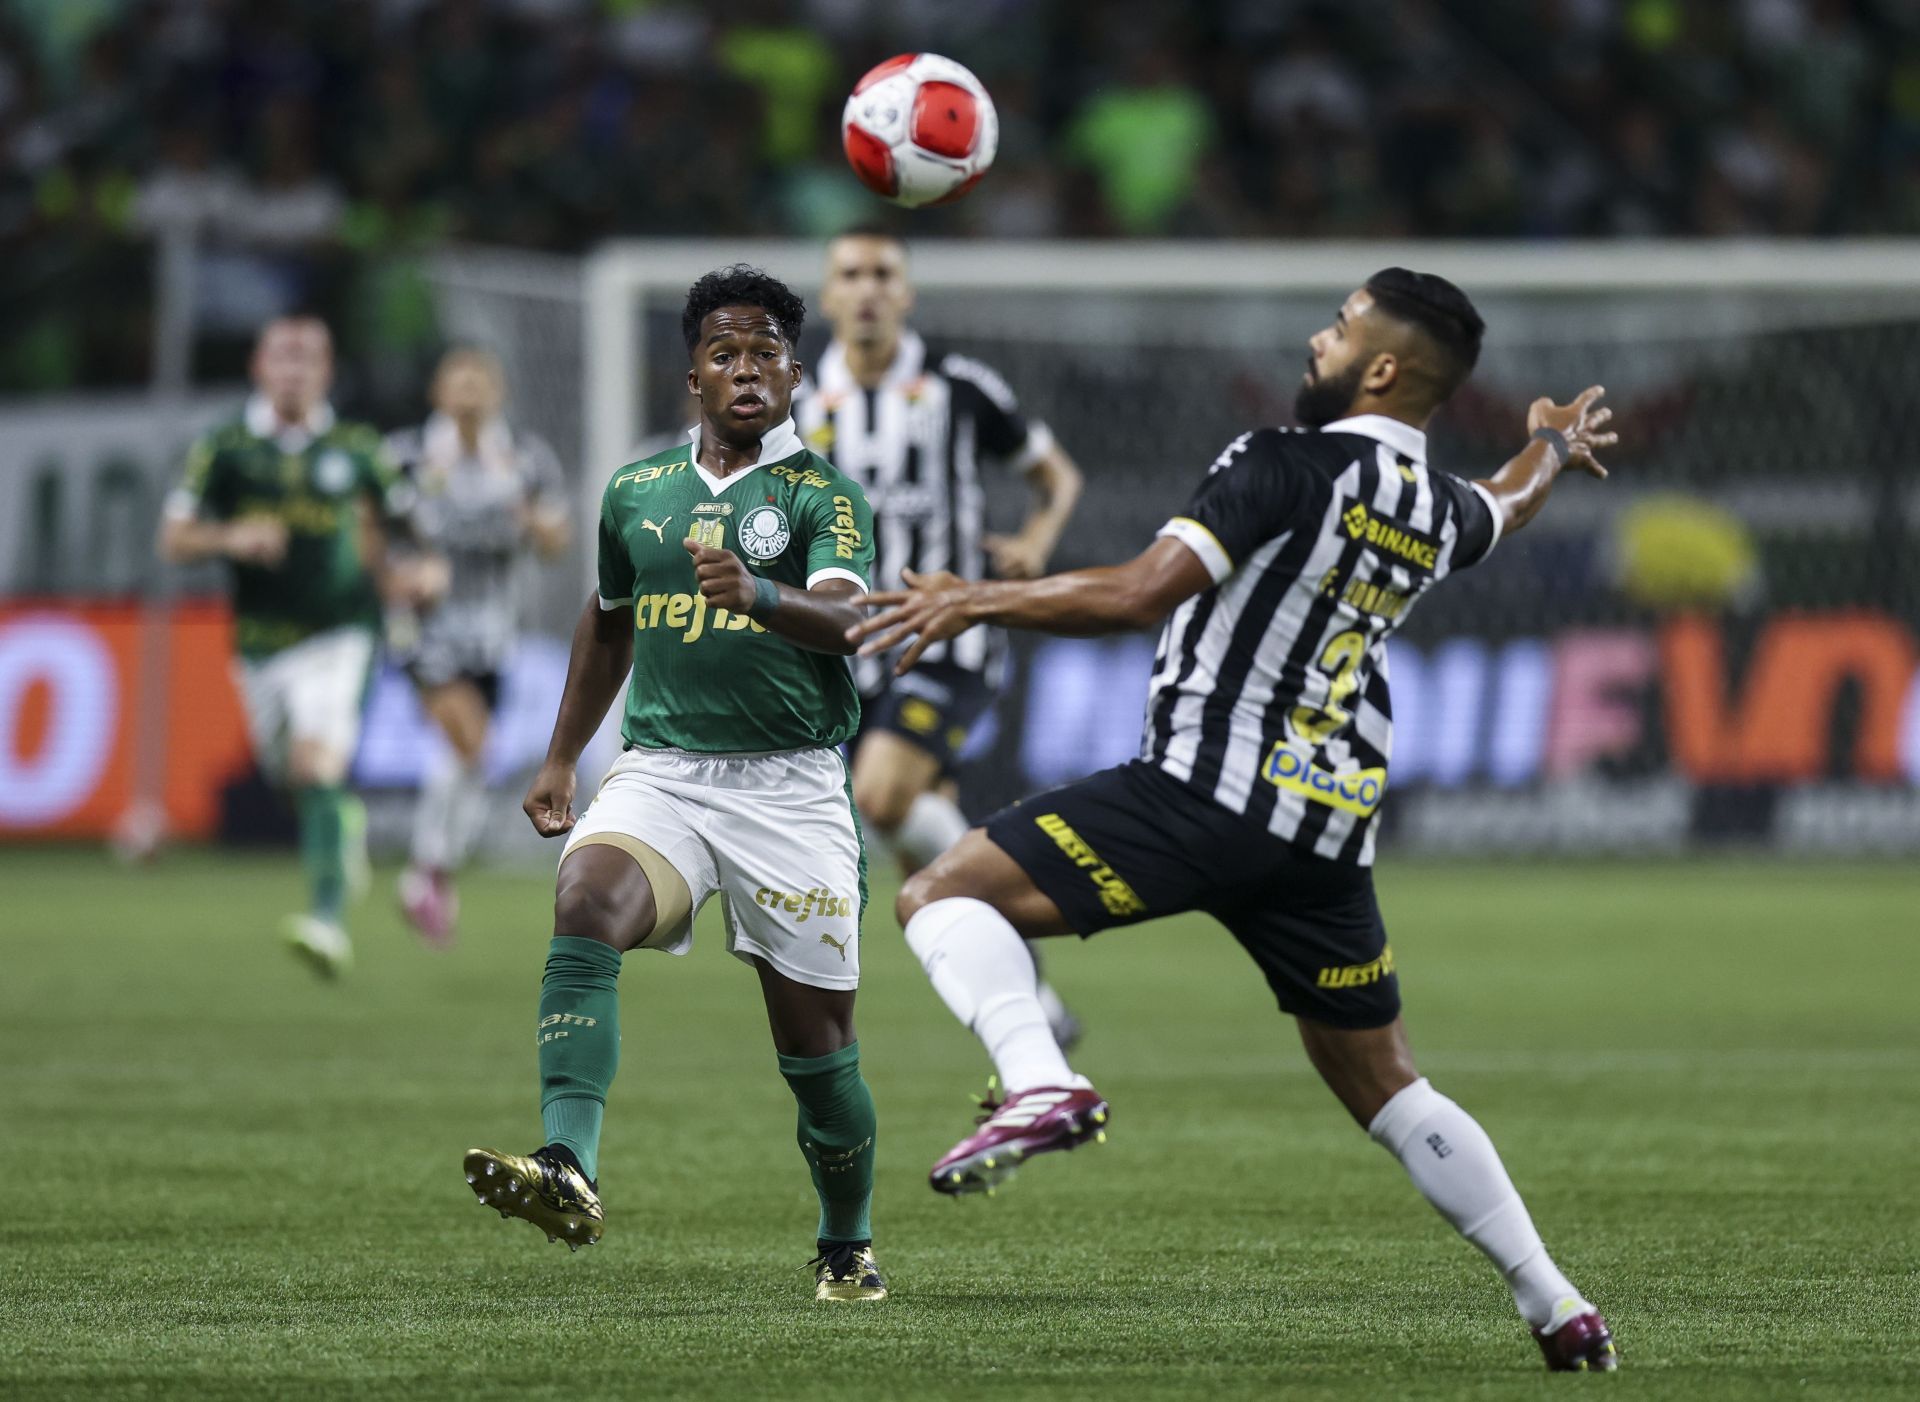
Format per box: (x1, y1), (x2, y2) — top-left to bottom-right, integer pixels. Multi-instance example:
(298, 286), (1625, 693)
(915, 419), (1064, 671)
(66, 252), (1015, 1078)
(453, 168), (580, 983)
(1289, 630), (1366, 746)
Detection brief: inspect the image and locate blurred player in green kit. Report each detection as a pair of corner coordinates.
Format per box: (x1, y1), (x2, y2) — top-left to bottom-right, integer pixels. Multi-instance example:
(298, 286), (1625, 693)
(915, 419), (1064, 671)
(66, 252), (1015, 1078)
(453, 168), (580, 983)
(160, 316), (410, 977)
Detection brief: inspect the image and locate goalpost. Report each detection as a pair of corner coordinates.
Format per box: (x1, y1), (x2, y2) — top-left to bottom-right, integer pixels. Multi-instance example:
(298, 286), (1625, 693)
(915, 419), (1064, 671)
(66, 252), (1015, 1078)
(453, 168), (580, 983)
(425, 238), (1920, 854)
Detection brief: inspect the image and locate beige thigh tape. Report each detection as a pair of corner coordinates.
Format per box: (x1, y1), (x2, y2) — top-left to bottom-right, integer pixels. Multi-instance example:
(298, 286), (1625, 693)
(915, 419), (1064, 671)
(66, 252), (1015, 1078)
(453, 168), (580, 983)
(567, 832), (695, 946)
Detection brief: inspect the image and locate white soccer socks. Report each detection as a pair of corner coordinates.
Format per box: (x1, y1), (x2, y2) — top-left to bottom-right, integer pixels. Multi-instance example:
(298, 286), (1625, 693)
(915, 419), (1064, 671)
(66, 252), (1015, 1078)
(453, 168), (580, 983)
(412, 755), (488, 871)
(904, 896), (1088, 1095)
(893, 792), (970, 870)
(1367, 1077), (1590, 1329)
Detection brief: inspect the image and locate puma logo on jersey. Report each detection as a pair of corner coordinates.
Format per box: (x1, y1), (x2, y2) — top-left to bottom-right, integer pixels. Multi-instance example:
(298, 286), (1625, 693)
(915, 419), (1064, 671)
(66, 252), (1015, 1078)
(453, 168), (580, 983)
(640, 516), (671, 542)
(818, 931), (850, 961)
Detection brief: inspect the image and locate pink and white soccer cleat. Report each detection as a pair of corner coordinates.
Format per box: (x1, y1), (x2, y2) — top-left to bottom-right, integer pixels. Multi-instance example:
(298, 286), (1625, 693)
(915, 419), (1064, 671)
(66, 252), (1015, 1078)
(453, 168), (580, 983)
(1534, 1308), (1619, 1372)
(399, 865), (458, 948)
(929, 1082), (1110, 1196)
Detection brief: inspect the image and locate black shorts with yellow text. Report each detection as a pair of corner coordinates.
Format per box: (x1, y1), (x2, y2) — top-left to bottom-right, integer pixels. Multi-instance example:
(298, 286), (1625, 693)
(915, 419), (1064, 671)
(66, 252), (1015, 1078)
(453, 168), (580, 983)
(984, 761), (1399, 1028)
(857, 661), (995, 772)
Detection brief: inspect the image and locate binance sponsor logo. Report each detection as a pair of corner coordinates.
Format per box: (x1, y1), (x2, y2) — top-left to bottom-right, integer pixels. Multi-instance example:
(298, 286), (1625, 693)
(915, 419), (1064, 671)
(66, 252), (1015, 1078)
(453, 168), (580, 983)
(1339, 575), (1410, 620)
(769, 462), (832, 490)
(1315, 945), (1395, 990)
(537, 1011), (598, 1044)
(1339, 498), (1438, 572)
(755, 886), (855, 922)
(1263, 745), (1387, 817)
(830, 494), (862, 560)
(634, 591), (768, 642)
(1035, 813), (1146, 917)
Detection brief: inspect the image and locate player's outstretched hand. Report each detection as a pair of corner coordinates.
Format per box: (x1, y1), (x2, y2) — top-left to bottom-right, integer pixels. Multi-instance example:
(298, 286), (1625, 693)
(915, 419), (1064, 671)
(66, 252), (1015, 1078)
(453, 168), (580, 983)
(524, 760), (577, 838)
(848, 567), (976, 675)
(1528, 385), (1617, 479)
(684, 538), (755, 614)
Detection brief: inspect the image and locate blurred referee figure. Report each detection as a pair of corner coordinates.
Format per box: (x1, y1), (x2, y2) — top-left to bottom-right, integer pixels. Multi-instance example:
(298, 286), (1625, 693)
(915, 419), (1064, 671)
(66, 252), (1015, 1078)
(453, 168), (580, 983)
(795, 226), (1087, 1045)
(384, 348), (570, 944)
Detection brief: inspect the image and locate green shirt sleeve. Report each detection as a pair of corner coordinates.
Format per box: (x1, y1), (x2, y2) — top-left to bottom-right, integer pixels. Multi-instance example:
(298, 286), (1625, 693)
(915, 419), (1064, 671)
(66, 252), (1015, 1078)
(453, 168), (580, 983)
(171, 430), (233, 520)
(597, 486), (636, 605)
(801, 479), (875, 590)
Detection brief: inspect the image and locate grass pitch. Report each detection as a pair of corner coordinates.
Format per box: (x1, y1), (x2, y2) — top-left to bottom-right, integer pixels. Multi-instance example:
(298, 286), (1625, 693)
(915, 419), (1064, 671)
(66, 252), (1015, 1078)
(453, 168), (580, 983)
(1, 848), (1915, 1400)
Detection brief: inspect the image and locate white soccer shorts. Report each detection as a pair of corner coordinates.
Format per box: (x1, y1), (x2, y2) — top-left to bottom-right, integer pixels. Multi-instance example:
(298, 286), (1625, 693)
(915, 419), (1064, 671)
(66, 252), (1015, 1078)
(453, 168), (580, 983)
(562, 746), (865, 991)
(234, 627), (375, 781)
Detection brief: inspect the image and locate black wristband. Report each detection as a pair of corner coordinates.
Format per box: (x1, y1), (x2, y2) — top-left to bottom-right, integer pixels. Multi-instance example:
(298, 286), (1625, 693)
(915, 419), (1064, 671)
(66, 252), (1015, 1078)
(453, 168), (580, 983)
(747, 574), (781, 620)
(1531, 427), (1570, 466)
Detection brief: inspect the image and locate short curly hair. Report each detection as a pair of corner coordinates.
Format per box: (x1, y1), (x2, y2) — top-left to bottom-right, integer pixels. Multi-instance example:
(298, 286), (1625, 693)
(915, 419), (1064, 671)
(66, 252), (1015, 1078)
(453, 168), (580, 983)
(681, 264), (806, 354)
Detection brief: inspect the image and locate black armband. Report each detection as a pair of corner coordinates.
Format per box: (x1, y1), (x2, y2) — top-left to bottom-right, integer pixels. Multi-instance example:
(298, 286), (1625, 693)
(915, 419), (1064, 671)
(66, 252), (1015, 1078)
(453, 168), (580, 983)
(1530, 427), (1570, 466)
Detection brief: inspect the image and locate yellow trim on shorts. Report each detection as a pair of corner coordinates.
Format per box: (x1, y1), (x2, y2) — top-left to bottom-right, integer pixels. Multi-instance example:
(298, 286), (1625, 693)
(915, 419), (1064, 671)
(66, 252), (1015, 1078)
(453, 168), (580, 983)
(566, 832), (694, 945)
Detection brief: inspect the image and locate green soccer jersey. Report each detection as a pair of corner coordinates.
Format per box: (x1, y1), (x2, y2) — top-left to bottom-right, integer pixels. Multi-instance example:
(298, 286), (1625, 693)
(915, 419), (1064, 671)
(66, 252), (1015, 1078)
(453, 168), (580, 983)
(597, 425), (875, 754)
(173, 401), (406, 658)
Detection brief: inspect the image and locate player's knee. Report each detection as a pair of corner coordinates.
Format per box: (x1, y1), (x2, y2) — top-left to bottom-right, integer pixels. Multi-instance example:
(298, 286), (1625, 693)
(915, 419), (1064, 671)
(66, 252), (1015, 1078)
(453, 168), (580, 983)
(896, 864), (959, 926)
(287, 740), (346, 789)
(853, 776), (914, 833)
(552, 874), (630, 947)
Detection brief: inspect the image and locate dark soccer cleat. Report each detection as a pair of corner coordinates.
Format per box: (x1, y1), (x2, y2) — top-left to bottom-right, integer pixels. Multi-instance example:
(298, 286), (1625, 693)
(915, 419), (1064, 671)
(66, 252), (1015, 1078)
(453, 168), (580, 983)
(812, 1243), (888, 1302)
(929, 1081), (1110, 1196)
(463, 1146), (604, 1251)
(1534, 1308), (1619, 1372)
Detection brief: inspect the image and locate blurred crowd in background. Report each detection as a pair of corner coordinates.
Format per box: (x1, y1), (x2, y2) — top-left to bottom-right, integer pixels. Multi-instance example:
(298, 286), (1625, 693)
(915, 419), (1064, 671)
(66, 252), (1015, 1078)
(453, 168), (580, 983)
(2, 0), (1914, 394)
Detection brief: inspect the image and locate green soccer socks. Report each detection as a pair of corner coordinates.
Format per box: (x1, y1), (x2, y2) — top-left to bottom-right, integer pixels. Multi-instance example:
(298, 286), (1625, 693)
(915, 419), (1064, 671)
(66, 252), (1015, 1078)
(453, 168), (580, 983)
(294, 784), (348, 923)
(538, 936), (624, 1183)
(780, 1042), (878, 1245)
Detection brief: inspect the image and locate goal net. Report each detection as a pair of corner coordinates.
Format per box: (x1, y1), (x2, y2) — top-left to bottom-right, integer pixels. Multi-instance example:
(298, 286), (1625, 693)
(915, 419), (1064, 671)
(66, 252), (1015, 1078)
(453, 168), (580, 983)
(425, 239), (1920, 856)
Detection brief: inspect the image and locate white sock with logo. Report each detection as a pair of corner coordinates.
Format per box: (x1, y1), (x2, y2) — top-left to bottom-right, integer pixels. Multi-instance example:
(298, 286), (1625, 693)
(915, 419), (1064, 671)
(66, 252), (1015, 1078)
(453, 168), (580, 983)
(1367, 1077), (1590, 1329)
(904, 896), (1089, 1095)
(894, 791), (970, 871)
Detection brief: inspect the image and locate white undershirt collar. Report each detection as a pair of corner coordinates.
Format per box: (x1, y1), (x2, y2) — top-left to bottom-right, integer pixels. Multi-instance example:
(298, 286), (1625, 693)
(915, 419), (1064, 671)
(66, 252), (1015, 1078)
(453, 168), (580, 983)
(814, 329), (927, 395)
(245, 393), (335, 452)
(684, 416), (805, 495)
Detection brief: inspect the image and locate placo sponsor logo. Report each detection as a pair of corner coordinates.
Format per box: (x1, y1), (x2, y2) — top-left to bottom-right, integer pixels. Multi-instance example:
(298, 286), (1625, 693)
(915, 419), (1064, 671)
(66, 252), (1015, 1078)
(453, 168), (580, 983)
(1262, 745), (1387, 817)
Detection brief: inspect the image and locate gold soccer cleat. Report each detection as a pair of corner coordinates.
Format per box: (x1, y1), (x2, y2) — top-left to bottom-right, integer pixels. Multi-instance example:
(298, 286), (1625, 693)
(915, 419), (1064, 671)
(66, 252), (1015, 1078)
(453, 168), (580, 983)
(463, 1147), (604, 1251)
(812, 1244), (888, 1302)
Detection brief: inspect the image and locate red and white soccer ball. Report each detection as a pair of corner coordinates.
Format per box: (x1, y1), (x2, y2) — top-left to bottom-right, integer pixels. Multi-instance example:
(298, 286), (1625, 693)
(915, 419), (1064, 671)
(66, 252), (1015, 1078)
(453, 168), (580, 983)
(842, 53), (998, 209)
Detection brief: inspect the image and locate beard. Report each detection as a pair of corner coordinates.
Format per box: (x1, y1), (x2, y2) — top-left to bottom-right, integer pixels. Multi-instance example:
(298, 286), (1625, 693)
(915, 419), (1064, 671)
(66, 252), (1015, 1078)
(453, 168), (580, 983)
(1293, 360), (1366, 428)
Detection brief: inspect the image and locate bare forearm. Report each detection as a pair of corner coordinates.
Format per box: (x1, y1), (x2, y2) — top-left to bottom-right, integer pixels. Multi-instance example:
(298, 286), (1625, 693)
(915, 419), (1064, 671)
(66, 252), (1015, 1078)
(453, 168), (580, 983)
(158, 517), (230, 564)
(1477, 438), (1565, 537)
(962, 564), (1165, 636)
(544, 597), (634, 764)
(762, 584), (866, 655)
(1022, 448), (1083, 551)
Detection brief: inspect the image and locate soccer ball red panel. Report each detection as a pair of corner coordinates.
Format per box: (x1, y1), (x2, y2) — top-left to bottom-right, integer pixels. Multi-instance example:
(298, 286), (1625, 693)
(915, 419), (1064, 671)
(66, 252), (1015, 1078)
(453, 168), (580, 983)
(842, 53), (998, 209)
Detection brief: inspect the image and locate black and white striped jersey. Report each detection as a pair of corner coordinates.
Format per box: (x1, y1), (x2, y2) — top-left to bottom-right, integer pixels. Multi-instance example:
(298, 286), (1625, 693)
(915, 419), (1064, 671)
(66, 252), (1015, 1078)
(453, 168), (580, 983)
(1146, 415), (1502, 867)
(794, 329), (1052, 694)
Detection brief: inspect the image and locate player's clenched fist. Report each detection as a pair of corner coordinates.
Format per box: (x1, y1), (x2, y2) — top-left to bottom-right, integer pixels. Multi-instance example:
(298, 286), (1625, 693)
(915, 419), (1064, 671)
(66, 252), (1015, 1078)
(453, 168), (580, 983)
(523, 759), (577, 837)
(684, 538), (757, 614)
